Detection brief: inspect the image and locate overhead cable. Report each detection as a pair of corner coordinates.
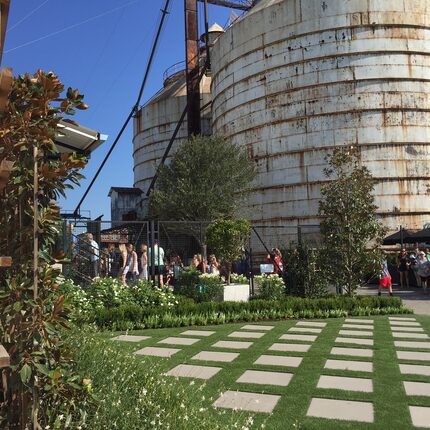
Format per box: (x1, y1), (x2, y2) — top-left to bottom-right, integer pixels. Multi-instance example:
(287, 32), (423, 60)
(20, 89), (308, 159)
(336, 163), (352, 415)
(7, 0), (50, 32)
(73, 0), (171, 216)
(5, 0), (140, 53)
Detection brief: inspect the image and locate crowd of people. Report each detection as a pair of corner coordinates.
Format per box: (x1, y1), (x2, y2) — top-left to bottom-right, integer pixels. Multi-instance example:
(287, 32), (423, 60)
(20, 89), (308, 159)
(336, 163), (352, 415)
(80, 234), (251, 287)
(378, 247), (430, 296)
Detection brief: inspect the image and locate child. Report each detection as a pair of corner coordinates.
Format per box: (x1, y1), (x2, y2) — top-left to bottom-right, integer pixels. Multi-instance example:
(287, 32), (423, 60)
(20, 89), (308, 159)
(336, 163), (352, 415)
(378, 253), (393, 296)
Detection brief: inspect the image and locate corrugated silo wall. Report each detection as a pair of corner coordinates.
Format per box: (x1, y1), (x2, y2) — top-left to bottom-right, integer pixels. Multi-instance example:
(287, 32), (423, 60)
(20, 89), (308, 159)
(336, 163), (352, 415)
(211, 0), (430, 250)
(133, 74), (212, 216)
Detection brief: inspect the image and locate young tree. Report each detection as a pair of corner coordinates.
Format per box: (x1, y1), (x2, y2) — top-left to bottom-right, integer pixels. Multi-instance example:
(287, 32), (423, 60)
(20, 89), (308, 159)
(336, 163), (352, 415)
(0, 71), (91, 428)
(149, 135), (256, 221)
(206, 219), (250, 284)
(318, 146), (386, 296)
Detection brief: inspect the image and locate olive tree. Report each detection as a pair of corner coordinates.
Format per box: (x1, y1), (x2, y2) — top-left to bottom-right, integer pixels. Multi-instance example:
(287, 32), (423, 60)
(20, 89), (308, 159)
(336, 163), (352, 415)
(318, 146), (386, 296)
(149, 135), (256, 221)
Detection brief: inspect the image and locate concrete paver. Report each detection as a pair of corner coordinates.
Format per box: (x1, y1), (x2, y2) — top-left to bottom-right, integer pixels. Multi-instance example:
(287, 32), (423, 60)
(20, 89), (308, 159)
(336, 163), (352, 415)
(409, 406), (430, 428)
(307, 398), (374, 423)
(213, 390), (281, 413)
(237, 370), (293, 387)
(254, 354), (303, 368)
(135, 347), (180, 358)
(166, 364), (221, 380)
(192, 351), (239, 363)
(317, 375), (373, 392)
(325, 359), (373, 373)
(111, 335), (150, 342)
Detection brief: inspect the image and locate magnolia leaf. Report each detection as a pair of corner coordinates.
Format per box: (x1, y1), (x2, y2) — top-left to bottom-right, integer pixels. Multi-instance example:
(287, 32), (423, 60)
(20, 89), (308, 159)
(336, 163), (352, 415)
(20, 363), (32, 384)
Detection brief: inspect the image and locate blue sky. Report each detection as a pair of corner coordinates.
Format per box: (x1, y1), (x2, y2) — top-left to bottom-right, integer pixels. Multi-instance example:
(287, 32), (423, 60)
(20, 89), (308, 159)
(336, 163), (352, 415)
(4, 0), (237, 219)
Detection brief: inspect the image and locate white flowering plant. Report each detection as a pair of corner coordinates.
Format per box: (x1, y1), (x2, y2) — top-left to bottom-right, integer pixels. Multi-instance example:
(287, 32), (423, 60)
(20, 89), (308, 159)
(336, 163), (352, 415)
(254, 274), (285, 300)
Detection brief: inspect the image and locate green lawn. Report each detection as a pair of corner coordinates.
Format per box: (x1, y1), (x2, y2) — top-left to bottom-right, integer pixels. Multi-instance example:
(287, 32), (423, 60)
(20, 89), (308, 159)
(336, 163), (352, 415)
(100, 315), (430, 429)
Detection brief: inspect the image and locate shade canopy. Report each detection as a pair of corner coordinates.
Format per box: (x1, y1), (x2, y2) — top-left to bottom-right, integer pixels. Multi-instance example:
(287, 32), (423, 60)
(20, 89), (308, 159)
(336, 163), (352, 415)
(407, 228), (430, 243)
(55, 120), (108, 154)
(383, 229), (414, 245)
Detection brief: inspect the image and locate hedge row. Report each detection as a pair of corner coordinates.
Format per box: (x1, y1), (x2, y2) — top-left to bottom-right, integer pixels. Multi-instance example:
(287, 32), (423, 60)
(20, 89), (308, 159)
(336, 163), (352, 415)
(90, 296), (411, 331)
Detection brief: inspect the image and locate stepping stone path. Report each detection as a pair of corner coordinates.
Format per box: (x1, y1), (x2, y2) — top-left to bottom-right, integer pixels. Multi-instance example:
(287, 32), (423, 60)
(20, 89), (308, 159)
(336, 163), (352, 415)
(166, 364), (221, 380)
(213, 390), (281, 413)
(158, 337), (199, 346)
(180, 330), (216, 337)
(241, 324), (274, 331)
(335, 337), (374, 346)
(288, 327), (322, 334)
(254, 355), (303, 368)
(228, 331), (265, 339)
(338, 330), (373, 337)
(331, 347), (373, 358)
(389, 317), (417, 321)
(403, 381), (430, 397)
(409, 406), (430, 428)
(324, 359), (373, 373)
(192, 351), (239, 363)
(237, 370), (293, 387)
(212, 340), (253, 350)
(111, 335), (150, 342)
(135, 347), (180, 358)
(269, 343), (311, 353)
(307, 398), (374, 423)
(279, 334), (318, 342)
(317, 375), (373, 392)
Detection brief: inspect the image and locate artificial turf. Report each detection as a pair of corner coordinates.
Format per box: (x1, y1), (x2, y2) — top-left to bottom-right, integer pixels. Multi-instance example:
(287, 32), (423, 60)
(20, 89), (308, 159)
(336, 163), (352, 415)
(100, 315), (430, 429)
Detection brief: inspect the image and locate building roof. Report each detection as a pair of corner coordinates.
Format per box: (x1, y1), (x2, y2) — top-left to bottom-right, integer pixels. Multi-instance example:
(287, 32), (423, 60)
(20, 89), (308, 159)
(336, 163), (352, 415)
(208, 23), (224, 33)
(108, 187), (142, 197)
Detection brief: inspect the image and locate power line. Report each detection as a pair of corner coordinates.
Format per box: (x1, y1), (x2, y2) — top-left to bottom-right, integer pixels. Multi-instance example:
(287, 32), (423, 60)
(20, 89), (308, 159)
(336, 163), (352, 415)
(7, 0), (50, 32)
(73, 0), (172, 216)
(5, 0), (140, 54)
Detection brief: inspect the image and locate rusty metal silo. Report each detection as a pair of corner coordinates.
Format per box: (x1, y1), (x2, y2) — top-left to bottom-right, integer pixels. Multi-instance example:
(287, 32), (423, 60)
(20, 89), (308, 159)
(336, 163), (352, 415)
(211, 0), (430, 239)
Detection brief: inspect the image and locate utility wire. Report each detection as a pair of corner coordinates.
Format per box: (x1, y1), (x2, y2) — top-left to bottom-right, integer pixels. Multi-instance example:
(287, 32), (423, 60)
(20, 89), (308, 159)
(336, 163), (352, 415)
(5, 0), (140, 53)
(7, 0), (50, 32)
(73, 0), (171, 216)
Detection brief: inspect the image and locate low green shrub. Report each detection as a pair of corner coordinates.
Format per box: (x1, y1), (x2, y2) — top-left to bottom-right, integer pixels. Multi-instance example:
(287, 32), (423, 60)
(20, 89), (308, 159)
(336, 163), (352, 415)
(68, 331), (253, 429)
(254, 274), (285, 300)
(90, 296), (411, 330)
(176, 269), (224, 303)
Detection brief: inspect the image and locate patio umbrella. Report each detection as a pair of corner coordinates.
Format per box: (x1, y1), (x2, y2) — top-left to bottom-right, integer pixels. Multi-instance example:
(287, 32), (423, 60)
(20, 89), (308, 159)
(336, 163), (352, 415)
(407, 227), (430, 244)
(383, 229), (414, 245)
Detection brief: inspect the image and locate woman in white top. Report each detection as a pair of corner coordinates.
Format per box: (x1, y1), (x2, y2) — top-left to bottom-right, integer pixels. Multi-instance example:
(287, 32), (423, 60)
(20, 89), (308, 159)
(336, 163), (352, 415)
(208, 254), (220, 275)
(121, 243), (138, 285)
(140, 244), (148, 280)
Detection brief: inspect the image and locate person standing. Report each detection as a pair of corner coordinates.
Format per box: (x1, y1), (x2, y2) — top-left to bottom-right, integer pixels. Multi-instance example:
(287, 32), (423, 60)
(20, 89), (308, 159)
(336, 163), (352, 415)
(397, 249), (410, 288)
(121, 243), (138, 285)
(378, 253), (393, 296)
(208, 254), (220, 275)
(86, 233), (99, 278)
(273, 248), (284, 276)
(139, 244), (148, 281)
(417, 251), (429, 294)
(148, 240), (165, 287)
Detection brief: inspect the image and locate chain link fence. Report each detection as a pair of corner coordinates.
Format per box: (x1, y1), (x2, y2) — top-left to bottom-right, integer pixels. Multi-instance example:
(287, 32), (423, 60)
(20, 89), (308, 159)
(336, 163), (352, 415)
(58, 219), (321, 285)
